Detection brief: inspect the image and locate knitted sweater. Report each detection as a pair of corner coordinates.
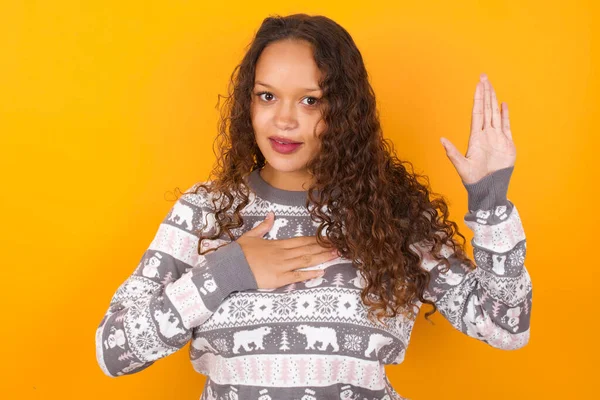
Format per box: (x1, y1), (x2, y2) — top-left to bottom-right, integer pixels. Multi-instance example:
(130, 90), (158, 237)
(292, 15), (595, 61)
(95, 166), (532, 400)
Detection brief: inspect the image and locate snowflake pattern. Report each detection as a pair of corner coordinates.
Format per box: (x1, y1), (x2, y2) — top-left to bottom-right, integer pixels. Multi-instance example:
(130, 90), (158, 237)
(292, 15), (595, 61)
(355, 303), (368, 320)
(343, 334), (363, 352)
(509, 247), (525, 267)
(129, 302), (145, 319)
(499, 279), (520, 301)
(315, 293), (339, 315)
(474, 249), (490, 266)
(135, 330), (154, 351)
(272, 296), (297, 316)
(229, 298), (254, 319)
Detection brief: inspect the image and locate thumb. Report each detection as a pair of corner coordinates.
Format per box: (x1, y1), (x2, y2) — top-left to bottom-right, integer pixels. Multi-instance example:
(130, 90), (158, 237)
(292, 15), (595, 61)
(245, 211), (275, 238)
(440, 137), (468, 175)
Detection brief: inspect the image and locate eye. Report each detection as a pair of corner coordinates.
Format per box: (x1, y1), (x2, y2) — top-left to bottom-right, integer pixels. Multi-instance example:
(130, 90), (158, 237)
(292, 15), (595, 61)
(255, 91), (274, 102)
(254, 91), (320, 107)
(301, 96), (320, 107)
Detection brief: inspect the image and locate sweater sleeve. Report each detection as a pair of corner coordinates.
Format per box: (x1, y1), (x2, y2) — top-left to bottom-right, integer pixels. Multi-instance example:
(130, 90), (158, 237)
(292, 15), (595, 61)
(413, 166), (532, 350)
(95, 183), (258, 377)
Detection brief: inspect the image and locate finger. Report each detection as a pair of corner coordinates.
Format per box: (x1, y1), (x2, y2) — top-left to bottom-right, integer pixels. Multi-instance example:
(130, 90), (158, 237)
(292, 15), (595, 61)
(481, 75), (492, 129)
(289, 269), (325, 285)
(283, 244), (336, 261)
(245, 212), (274, 237)
(471, 82), (484, 135)
(440, 137), (469, 173)
(286, 250), (339, 271)
(276, 235), (323, 249)
(501, 102), (513, 140)
(490, 81), (501, 130)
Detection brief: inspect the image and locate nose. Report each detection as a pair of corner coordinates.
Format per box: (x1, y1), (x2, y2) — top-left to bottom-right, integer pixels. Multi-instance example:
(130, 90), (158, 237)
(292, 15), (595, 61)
(274, 101), (298, 131)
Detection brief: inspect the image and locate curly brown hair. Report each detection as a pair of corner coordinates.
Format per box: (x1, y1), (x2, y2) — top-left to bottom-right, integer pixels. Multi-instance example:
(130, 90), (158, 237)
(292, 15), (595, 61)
(178, 13), (476, 325)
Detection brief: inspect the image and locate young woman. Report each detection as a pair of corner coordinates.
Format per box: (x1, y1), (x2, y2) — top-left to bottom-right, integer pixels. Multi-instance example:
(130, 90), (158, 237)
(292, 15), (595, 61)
(96, 13), (531, 400)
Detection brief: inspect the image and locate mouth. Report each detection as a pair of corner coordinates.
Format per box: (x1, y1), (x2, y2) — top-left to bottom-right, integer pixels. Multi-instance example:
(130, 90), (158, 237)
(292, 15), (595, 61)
(268, 137), (303, 154)
(269, 136), (303, 145)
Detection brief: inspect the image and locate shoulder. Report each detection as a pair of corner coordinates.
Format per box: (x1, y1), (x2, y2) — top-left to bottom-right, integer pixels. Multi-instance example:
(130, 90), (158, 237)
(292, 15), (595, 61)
(174, 180), (216, 209)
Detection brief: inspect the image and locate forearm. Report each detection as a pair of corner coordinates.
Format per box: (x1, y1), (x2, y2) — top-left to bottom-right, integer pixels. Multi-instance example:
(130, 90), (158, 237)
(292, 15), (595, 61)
(422, 166), (532, 349)
(96, 240), (257, 377)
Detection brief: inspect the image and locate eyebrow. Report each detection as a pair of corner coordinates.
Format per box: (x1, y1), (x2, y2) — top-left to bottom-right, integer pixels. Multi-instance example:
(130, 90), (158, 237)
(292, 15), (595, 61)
(255, 81), (322, 93)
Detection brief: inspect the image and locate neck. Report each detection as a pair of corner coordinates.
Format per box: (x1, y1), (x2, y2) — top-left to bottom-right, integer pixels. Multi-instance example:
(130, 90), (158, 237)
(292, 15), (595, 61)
(259, 164), (314, 192)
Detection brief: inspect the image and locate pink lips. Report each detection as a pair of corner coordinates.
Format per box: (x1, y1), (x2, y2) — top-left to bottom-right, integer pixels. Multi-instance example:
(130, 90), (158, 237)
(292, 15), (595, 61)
(269, 138), (303, 154)
(269, 136), (302, 144)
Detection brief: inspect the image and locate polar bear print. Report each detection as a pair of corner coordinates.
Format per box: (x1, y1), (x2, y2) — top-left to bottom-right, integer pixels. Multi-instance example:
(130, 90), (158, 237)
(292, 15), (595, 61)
(304, 276), (328, 288)
(492, 254), (507, 276)
(153, 308), (186, 338)
(296, 325), (339, 352)
(251, 217), (288, 240)
(142, 252), (162, 278)
(232, 326), (272, 354)
(267, 217), (288, 239)
(348, 270), (367, 289)
(364, 333), (394, 358)
(168, 202), (194, 231)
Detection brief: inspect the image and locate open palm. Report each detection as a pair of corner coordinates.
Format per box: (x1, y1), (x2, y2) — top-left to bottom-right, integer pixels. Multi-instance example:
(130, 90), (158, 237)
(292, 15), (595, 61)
(441, 73), (516, 185)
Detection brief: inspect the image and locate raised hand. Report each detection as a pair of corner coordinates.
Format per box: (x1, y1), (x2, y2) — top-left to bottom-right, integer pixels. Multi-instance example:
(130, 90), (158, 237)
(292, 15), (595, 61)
(440, 73), (517, 185)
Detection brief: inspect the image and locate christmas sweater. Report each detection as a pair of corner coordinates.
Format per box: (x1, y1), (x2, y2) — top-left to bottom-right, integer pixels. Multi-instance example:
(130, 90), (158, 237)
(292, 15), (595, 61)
(95, 166), (532, 400)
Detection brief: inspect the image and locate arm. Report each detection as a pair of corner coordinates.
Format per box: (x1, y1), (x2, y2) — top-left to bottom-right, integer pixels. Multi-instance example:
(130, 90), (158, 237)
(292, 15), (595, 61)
(95, 183), (258, 377)
(415, 166), (532, 350)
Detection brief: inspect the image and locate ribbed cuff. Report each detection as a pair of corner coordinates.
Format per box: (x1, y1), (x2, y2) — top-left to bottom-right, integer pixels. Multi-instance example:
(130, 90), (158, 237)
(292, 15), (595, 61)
(463, 166), (514, 211)
(198, 241), (258, 296)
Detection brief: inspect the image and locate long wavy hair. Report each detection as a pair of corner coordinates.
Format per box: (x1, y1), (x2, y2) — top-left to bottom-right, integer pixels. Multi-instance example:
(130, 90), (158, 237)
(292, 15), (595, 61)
(178, 13), (476, 325)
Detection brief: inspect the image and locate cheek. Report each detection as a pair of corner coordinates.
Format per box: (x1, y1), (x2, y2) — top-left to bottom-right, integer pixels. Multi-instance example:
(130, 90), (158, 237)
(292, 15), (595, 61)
(310, 118), (326, 150)
(250, 108), (269, 135)
(314, 118), (326, 138)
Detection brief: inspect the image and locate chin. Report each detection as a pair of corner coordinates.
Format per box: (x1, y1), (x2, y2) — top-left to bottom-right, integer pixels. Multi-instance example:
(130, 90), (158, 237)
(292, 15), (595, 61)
(263, 157), (308, 173)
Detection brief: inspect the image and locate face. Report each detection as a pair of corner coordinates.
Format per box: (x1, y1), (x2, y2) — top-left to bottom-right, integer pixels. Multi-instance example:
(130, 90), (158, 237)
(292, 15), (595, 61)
(250, 39), (326, 180)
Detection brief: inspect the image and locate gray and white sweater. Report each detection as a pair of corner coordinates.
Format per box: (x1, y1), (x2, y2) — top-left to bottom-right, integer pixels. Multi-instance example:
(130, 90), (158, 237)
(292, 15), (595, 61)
(95, 166), (532, 400)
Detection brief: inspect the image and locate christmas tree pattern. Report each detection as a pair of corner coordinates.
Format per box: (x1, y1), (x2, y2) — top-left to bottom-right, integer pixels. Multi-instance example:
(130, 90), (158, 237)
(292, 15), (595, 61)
(279, 330), (290, 351)
(332, 272), (345, 288)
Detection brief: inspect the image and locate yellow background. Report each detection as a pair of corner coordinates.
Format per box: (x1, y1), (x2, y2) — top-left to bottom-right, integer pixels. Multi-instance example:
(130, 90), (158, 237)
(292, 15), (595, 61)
(1, 0), (596, 398)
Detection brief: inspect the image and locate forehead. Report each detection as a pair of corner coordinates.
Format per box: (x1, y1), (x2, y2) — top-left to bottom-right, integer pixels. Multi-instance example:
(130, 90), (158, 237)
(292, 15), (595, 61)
(254, 40), (322, 90)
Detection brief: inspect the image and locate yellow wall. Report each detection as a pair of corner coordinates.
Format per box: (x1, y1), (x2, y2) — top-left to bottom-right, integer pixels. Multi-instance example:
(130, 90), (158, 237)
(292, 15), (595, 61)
(1, 0), (596, 398)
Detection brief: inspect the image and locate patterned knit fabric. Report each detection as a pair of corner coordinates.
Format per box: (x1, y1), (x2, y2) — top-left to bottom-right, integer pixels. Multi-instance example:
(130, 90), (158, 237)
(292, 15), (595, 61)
(95, 166), (532, 400)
